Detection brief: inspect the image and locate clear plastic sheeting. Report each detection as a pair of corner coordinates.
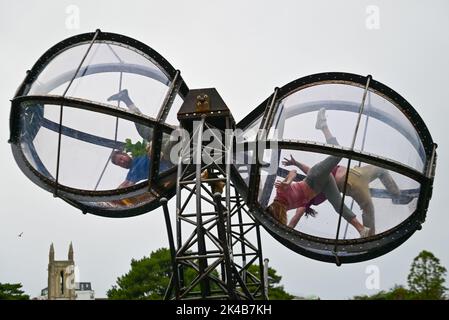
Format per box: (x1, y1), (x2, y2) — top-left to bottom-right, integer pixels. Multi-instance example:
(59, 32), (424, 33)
(76, 174), (176, 212)
(159, 132), (177, 174)
(10, 32), (187, 216)
(28, 43), (94, 96)
(260, 148), (420, 240)
(18, 101), (176, 193)
(354, 90), (426, 173)
(233, 122), (260, 185)
(230, 73), (436, 263)
(232, 149), (253, 186)
(26, 42), (182, 126)
(274, 83), (365, 147)
(239, 117), (262, 142)
(77, 192), (157, 211)
(271, 83), (425, 173)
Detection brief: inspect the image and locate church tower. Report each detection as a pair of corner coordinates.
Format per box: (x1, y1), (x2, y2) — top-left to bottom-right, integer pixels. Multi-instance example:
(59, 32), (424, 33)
(68, 242), (74, 261)
(47, 243), (76, 300)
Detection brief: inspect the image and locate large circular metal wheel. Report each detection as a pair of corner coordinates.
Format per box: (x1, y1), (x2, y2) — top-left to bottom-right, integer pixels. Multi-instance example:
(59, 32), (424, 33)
(9, 31), (188, 217)
(232, 72), (436, 264)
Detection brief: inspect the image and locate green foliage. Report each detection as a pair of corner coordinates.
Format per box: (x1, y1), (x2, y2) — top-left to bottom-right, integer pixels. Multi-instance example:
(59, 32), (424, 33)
(124, 139), (148, 158)
(407, 250), (447, 300)
(107, 248), (217, 300)
(0, 283), (30, 300)
(353, 285), (417, 300)
(247, 265), (294, 300)
(353, 250), (447, 300)
(107, 248), (293, 300)
(107, 248), (171, 300)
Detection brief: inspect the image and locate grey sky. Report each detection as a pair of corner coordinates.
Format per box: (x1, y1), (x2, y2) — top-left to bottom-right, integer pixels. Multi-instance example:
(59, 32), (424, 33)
(1, 0), (448, 299)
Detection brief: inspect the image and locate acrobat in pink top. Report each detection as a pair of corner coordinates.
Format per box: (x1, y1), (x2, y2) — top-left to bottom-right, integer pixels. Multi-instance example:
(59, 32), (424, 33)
(274, 181), (316, 210)
(274, 166), (340, 210)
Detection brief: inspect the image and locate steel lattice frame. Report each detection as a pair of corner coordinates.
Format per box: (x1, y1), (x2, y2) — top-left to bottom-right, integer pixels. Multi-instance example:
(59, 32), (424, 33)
(164, 110), (265, 300)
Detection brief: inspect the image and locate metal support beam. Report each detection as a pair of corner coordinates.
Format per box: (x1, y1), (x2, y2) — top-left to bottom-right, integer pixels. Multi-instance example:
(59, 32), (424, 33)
(165, 91), (265, 299)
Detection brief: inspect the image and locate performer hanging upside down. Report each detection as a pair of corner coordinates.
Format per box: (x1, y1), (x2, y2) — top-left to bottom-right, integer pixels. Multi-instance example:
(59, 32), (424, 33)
(108, 89), (153, 140)
(111, 141), (172, 188)
(266, 108), (370, 238)
(285, 157), (401, 236)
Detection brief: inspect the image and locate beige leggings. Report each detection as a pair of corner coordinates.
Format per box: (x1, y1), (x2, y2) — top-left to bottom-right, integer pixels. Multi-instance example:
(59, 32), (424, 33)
(343, 165), (400, 234)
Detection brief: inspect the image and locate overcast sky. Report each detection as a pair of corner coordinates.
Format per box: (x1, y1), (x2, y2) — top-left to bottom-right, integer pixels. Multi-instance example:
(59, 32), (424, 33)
(1, 0), (448, 299)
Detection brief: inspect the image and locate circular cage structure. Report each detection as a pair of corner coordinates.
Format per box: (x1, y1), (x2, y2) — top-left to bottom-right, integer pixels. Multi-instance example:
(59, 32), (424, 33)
(232, 72), (437, 264)
(9, 30), (188, 217)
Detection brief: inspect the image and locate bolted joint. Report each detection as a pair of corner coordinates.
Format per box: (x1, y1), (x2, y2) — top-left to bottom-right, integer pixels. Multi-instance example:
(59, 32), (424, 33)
(195, 94), (210, 112)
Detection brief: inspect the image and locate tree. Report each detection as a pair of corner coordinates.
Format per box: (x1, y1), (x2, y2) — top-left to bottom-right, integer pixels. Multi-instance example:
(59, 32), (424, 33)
(108, 248), (217, 299)
(353, 250), (447, 300)
(108, 248), (172, 299)
(0, 283), (29, 300)
(407, 250), (447, 300)
(353, 285), (415, 300)
(247, 265), (294, 300)
(108, 247), (294, 300)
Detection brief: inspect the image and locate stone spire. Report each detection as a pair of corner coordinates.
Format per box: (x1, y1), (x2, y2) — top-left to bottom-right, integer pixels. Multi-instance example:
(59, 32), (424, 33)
(68, 242), (74, 261)
(49, 243), (54, 262)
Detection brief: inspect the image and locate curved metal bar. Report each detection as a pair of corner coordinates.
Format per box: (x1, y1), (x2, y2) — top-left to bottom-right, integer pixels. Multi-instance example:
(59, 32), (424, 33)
(63, 184), (177, 218)
(9, 31), (187, 217)
(229, 163), (424, 264)
(55, 30), (100, 196)
(334, 75), (371, 255)
(281, 100), (426, 165)
(16, 31), (189, 98)
(13, 95), (176, 132)
(94, 65), (124, 191)
(247, 89), (279, 208)
(241, 100), (426, 166)
(344, 91), (374, 239)
(149, 70), (184, 189)
(237, 72), (434, 161)
(10, 97), (178, 202)
(275, 167), (418, 202)
(232, 72), (435, 264)
(29, 63), (170, 96)
(41, 118), (125, 149)
(236, 139), (425, 184)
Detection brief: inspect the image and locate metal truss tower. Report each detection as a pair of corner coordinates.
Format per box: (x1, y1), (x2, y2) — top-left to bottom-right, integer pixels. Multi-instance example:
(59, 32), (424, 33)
(162, 88), (266, 300)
